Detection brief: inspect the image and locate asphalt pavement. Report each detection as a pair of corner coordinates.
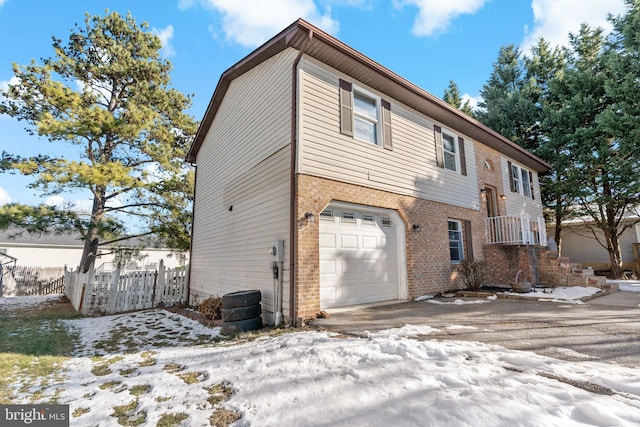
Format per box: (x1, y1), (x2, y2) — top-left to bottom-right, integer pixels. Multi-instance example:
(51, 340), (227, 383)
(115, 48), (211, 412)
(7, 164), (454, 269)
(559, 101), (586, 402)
(310, 291), (640, 368)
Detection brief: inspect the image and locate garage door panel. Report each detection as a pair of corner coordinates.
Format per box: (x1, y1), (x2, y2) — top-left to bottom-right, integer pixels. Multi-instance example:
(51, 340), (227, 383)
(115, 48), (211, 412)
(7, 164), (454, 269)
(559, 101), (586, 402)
(319, 234), (336, 249)
(340, 235), (359, 249)
(362, 235), (378, 249)
(320, 206), (400, 309)
(319, 259), (337, 275)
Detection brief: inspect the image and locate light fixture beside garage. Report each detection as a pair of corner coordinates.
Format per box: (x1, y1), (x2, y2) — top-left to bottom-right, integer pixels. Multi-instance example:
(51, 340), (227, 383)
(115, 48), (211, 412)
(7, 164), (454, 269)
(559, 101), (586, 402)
(412, 224), (422, 232)
(298, 211), (316, 229)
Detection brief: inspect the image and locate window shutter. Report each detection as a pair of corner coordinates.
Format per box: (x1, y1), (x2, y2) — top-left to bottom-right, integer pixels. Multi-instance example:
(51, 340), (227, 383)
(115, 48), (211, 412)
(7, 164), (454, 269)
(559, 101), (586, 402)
(463, 219), (474, 261)
(434, 125), (444, 168)
(458, 136), (467, 176)
(529, 171), (535, 200)
(507, 161), (515, 192)
(339, 79), (353, 136)
(381, 99), (392, 151)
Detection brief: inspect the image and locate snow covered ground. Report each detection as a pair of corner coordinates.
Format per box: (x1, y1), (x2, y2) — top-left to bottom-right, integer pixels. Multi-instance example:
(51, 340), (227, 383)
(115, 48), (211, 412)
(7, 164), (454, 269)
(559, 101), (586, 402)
(3, 291), (640, 426)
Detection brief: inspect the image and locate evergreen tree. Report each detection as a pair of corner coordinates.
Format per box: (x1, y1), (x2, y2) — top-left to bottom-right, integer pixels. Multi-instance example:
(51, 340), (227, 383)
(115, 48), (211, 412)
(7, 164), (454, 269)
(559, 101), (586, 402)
(0, 11), (198, 272)
(442, 80), (475, 117)
(546, 20), (640, 279)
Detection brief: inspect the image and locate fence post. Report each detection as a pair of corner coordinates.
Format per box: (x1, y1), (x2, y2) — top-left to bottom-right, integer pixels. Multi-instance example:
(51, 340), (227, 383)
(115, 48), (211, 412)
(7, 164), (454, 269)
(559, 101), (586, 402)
(152, 259), (164, 308)
(107, 263), (122, 314)
(80, 266), (96, 315)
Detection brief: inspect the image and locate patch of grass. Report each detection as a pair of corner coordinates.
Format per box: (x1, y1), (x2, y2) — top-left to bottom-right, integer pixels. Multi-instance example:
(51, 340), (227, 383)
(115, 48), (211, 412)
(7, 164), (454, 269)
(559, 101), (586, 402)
(72, 407), (91, 417)
(177, 371), (209, 384)
(0, 298), (78, 403)
(163, 362), (185, 373)
(119, 367), (137, 376)
(138, 351), (156, 367)
(111, 400), (147, 426)
(98, 382), (126, 393)
(129, 384), (151, 397)
(157, 412), (189, 427)
(155, 396), (172, 402)
(91, 364), (112, 376)
(209, 408), (241, 427)
(204, 382), (234, 406)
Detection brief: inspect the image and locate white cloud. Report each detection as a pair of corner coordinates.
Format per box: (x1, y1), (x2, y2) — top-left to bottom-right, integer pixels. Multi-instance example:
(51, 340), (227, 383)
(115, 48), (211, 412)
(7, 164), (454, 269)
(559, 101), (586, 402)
(193, 0), (339, 47)
(44, 195), (65, 207)
(462, 93), (481, 110)
(0, 186), (11, 205)
(0, 75), (18, 93)
(521, 0), (627, 53)
(395, 0), (489, 37)
(73, 198), (93, 215)
(153, 25), (176, 58)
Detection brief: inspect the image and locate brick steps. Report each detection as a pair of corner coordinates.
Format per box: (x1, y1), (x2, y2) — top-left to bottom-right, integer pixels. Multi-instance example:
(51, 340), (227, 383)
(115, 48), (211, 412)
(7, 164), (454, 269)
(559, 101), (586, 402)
(538, 250), (607, 289)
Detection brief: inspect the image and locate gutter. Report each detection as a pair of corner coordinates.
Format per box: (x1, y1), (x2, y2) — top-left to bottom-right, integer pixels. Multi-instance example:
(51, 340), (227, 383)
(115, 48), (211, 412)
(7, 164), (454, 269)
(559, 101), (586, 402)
(288, 28), (313, 326)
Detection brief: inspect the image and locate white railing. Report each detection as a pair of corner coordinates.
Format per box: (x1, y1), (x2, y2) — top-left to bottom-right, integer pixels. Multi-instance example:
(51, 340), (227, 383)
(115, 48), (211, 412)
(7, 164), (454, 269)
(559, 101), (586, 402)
(485, 214), (547, 246)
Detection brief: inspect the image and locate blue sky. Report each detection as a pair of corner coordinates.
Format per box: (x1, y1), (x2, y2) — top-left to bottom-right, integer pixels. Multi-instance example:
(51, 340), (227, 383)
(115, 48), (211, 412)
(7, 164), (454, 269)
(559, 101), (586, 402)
(0, 0), (628, 211)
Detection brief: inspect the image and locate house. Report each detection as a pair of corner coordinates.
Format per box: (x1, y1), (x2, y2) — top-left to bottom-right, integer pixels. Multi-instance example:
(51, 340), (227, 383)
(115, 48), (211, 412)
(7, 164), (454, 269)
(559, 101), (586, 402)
(186, 19), (550, 325)
(547, 215), (640, 275)
(0, 229), (188, 271)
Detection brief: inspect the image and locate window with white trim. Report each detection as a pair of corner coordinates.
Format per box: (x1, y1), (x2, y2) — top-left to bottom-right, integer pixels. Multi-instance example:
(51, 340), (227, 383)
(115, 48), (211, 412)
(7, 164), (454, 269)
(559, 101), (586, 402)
(353, 91), (379, 145)
(508, 161), (534, 199)
(521, 168), (531, 198)
(442, 131), (457, 172)
(448, 220), (464, 263)
(510, 164), (521, 193)
(433, 125), (467, 175)
(339, 79), (393, 150)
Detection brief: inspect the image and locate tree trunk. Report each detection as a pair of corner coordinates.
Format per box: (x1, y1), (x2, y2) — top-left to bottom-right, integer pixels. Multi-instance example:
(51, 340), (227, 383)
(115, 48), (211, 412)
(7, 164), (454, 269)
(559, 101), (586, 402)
(607, 233), (625, 279)
(554, 198), (563, 257)
(79, 189), (106, 273)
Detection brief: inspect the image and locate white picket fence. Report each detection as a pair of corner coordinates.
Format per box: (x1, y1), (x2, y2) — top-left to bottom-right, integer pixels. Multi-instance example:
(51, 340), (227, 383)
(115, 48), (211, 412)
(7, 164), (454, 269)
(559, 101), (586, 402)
(65, 260), (188, 315)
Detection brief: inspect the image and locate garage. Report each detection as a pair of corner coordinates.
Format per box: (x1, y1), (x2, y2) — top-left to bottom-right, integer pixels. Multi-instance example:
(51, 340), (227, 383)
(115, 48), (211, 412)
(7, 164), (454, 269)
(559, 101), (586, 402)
(319, 204), (405, 308)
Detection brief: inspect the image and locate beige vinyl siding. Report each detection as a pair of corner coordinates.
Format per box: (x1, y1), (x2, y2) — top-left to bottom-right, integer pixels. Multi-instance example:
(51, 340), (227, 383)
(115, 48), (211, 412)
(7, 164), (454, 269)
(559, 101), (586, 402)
(501, 156), (543, 218)
(298, 58), (480, 210)
(190, 49), (296, 320)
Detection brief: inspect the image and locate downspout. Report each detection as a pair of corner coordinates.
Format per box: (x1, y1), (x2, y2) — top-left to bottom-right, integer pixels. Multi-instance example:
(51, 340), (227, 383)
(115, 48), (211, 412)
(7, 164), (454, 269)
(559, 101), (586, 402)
(185, 163), (198, 305)
(289, 29), (313, 326)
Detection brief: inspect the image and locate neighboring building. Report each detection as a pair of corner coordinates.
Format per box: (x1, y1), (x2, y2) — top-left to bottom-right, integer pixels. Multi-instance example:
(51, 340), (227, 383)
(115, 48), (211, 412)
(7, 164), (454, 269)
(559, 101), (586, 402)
(0, 229), (188, 271)
(186, 19), (550, 324)
(548, 217), (640, 273)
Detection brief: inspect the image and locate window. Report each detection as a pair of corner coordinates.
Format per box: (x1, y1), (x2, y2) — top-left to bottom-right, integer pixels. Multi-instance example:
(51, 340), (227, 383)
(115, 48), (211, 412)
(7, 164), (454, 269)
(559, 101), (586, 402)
(508, 161), (535, 199)
(442, 132), (457, 172)
(521, 169), (531, 198)
(511, 164), (521, 193)
(433, 125), (467, 175)
(448, 220), (464, 263)
(353, 92), (378, 145)
(339, 79), (393, 150)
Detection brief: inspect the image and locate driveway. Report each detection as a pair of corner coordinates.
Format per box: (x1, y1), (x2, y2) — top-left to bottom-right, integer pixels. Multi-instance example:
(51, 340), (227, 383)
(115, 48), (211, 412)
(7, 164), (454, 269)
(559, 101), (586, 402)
(311, 291), (640, 368)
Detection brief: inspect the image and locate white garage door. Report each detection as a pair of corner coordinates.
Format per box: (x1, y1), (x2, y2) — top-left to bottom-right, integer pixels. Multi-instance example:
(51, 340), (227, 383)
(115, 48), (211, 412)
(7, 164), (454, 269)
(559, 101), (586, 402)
(319, 206), (399, 308)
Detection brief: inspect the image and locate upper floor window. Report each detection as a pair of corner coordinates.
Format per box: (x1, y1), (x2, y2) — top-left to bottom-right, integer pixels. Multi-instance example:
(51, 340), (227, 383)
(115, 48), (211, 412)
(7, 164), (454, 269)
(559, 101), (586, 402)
(442, 131), (457, 172)
(353, 91), (379, 145)
(508, 161), (535, 200)
(434, 125), (467, 176)
(339, 79), (392, 150)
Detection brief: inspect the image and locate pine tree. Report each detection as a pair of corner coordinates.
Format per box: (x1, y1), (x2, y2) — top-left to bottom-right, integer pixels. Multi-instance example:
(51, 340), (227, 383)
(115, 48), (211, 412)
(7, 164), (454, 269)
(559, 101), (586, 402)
(0, 11), (198, 272)
(442, 80), (475, 117)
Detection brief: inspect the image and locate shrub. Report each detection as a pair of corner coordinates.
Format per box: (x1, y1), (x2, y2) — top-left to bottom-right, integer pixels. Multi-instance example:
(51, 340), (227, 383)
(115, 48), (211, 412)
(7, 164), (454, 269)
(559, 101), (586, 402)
(457, 259), (487, 291)
(197, 297), (223, 320)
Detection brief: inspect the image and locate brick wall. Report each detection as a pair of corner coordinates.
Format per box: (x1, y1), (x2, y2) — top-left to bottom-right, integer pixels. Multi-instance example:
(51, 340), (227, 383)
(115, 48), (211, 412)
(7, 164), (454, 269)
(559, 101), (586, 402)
(484, 244), (607, 288)
(294, 174), (485, 319)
